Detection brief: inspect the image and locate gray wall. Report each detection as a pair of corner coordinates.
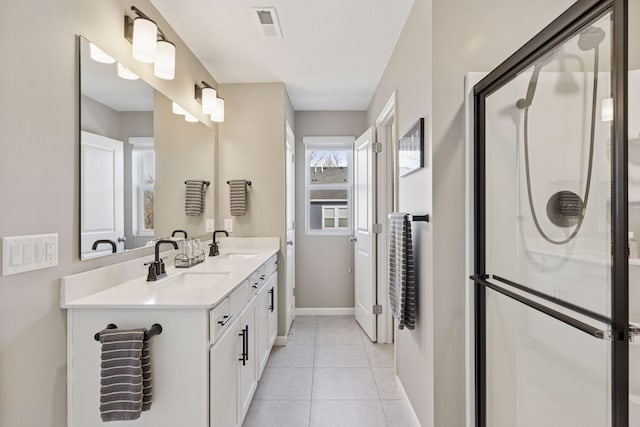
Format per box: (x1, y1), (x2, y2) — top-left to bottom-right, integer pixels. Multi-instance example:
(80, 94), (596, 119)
(294, 111), (367, 308)
(0, 1), (218, 425)
(216, 82), (290, 334)
(367, 0), (575, 426)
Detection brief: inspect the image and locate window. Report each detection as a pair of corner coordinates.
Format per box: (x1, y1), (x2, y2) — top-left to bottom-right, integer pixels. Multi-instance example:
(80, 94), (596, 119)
(304, 136), (354, 235)
(130, 137), (155, 236)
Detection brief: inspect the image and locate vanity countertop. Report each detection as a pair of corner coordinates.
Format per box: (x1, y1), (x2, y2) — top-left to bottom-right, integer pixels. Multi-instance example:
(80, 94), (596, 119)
(61, 239), (279, 310)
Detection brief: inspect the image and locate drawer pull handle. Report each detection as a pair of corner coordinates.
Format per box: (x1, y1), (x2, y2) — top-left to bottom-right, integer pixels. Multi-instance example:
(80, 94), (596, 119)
(252, 282), (260, 288)
(268, 287), (275, 312)
(260, 274), (266, 280)
(238, 325), (249, 365)
(217, 314), (233, 326)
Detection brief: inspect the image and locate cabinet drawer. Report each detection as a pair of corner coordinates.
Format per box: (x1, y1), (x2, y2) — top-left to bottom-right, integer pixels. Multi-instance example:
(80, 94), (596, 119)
(209, 298), (232, 342)
(229, 280), (252, 317)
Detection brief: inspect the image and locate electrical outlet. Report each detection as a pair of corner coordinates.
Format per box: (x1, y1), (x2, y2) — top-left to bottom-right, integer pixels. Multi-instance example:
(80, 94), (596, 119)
(2, 233), (58, 276)
(224, 219), (233, 233)
(206, 219), (215, 232)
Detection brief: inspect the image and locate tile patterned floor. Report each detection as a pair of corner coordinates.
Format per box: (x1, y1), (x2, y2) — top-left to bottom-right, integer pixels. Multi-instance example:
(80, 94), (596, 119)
(242, 316), (413, 427)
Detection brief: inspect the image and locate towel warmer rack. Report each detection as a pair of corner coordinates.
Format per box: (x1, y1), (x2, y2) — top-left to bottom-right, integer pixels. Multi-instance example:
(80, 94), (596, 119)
(94, 323), (163, 342)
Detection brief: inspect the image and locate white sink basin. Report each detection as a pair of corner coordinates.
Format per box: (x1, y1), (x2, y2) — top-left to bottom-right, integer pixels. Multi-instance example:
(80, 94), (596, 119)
(156, 272), (229, 289)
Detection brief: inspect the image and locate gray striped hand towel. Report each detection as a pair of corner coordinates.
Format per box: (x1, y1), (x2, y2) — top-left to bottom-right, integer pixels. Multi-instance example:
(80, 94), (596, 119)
(141, 339), (152, 411)
(228, 180), (248, 216)
(98, 328), (145, 422)
(185, 180), (207, 216)
(388, 213), (416, 330)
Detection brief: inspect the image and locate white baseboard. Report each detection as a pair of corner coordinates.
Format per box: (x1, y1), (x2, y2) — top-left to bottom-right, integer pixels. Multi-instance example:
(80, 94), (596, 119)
(295, 307), (355, 316)
(274, 336), (288, 346)
(395, 375), (422, 427)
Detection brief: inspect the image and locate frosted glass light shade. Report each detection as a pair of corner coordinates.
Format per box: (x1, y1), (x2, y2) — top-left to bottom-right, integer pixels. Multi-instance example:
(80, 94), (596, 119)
(117, 63), (139, 80)
(172, 102), (187, 115)
(185, 113), (198, 123)
(154, 40), (175, 80)
(211, 98), (225, 122)
(132, 18), (157, 63)
(89, 43), (115, 64)
(201, 87), (217, 114)
(602, 97), (613, 122)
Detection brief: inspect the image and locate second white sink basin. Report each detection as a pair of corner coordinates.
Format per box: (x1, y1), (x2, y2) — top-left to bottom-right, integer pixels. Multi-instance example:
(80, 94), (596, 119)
(157, 272), (229, 289)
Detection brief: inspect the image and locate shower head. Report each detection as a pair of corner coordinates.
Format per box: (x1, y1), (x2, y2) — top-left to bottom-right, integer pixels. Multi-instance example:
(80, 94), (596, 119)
(578, 26), (605, 51)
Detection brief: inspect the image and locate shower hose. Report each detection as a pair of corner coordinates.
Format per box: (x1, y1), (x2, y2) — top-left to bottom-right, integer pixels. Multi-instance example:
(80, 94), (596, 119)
(521, 46), (599, 245)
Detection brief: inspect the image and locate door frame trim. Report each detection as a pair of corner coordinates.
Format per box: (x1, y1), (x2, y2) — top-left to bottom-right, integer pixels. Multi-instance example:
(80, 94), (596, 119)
(472, 1), (629, 426)
(375, 92), (397, 344)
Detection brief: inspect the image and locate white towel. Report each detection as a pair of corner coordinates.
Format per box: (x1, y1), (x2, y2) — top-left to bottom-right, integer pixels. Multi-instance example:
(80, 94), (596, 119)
(185, 180), (207, 216)
(228, 180), (249, 216)
(388, 213), (416, 330)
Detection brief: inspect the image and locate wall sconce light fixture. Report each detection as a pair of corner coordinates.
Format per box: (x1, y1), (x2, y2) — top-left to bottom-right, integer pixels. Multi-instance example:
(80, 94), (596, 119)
(195, 81), (225, 123)
(117, 63), (140, 80)
(124, 6), (176, 80)
(211, 98), (225, 123)
(89, 43), (115, 64)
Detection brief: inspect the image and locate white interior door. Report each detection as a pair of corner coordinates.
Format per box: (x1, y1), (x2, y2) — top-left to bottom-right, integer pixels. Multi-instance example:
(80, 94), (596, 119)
(80, 131), (124, 257)
(354, 127), (377, 341)
(285, 122), (296, 333)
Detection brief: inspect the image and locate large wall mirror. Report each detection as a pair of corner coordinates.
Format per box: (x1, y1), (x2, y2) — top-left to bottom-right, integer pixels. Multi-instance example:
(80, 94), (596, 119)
(79, 36), (215, 260)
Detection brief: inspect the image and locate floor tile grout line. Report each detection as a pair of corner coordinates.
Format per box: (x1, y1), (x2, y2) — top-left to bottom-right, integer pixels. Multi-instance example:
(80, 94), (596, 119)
(308, 316), (318, 426)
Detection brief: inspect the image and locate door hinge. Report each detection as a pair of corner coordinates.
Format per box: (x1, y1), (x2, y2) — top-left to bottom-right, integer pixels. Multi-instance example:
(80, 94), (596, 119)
(372, 223), (382, 234)
(373, 304), (383, 315)
(373, 142), (382, 153)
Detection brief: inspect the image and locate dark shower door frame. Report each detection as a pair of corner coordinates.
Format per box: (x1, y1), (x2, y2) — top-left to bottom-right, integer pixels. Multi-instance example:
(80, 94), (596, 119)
(471, 1), (629, 427)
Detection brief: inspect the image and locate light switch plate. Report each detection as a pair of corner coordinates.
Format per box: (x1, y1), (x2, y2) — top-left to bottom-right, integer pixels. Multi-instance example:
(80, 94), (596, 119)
(224, 219), (233, 233)
(2, 233), (58, 276)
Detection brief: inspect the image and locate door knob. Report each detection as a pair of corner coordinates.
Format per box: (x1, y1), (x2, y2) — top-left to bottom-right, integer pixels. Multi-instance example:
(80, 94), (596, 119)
(287, 240), (294, 246)
(349, 236), (357, 242)
(117, 236), (127, 243)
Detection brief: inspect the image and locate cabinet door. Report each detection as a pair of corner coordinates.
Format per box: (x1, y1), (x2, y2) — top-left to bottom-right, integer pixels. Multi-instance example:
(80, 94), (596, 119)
(267, 272), (278, 347)
(237, 298), (257, 425)
(256, 285), (270, 379)
(210, 322), (239, 427)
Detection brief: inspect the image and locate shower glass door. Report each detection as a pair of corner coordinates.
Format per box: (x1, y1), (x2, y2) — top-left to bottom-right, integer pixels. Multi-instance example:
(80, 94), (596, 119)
(473, 1), (629, 426)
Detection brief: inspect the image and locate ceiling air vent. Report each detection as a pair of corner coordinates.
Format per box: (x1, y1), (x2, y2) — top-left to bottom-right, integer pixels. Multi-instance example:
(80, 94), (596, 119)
(253, 7), (282, 38)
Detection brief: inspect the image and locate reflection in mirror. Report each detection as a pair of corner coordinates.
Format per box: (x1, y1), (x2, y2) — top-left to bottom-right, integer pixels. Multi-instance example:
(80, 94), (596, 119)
(79, 36), (215, 260)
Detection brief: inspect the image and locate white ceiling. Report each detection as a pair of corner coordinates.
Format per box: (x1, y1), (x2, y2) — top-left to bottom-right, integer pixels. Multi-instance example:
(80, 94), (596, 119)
(150, 0), (414, 111)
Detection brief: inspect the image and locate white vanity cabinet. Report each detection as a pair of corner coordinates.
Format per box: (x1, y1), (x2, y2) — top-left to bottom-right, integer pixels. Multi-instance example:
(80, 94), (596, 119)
(63, 246), (280, 427)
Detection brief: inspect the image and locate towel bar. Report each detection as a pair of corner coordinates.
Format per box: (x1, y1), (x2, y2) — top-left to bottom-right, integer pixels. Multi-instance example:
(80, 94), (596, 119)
(226, 180), (252, 186)
(94, 323), (163, 342)
(184, 180), (210, 186)
(389, 213), (430, 222)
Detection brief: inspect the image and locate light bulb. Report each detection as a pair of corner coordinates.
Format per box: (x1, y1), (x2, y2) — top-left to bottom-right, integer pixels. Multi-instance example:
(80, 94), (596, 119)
(201, 87), (217, 115)
(172, 102), (187, 115)
(211, 98), (225, 122)
(154, 40), (175, 80)
(117, 63), (139, 80)
(132, 17), (157, 63)
(89, 43), (115, 64)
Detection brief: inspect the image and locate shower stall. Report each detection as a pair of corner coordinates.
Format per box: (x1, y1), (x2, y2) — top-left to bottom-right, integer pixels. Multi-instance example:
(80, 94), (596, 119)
(470, 0), (639, 426)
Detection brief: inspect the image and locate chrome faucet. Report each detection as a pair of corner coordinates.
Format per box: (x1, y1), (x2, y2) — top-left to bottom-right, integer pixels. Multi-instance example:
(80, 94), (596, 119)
(145, 239), (179, 281)
(209, 230), (229, 257)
